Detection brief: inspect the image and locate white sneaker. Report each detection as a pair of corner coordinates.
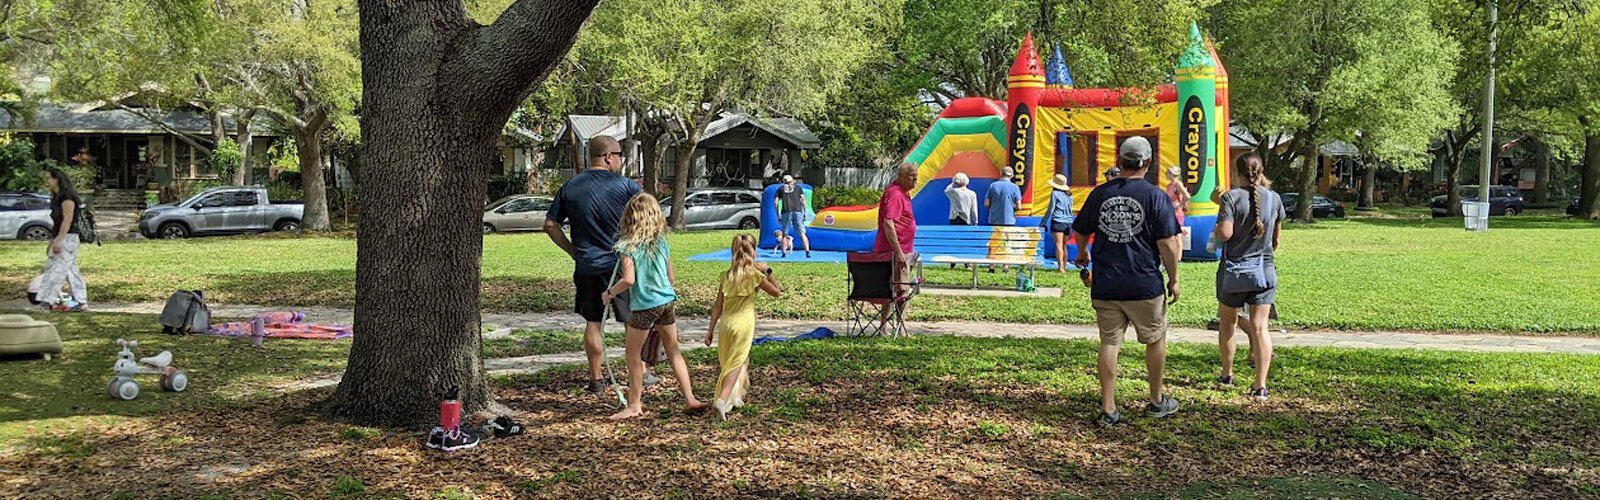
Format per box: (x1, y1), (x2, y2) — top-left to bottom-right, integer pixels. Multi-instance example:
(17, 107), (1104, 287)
(714, 399), (732, 421)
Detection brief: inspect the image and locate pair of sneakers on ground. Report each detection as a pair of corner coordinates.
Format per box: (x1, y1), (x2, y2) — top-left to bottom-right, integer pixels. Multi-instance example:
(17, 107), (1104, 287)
(586, 371), (663, 394)
(1099, 394), (1180, 426)
(425, 416), (526, 452)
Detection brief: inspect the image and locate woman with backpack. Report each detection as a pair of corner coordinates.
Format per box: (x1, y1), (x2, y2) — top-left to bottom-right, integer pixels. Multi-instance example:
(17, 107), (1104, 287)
(1213, 153), (1284, 400)
(36, 168), (88, 312)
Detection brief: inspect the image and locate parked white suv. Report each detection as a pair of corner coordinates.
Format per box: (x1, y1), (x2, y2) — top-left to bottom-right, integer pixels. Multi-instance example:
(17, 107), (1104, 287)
(0, 192), (54, 241)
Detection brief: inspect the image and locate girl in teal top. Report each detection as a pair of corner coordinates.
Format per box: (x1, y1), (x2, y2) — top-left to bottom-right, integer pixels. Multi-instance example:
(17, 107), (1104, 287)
(602, 193), (706, 420)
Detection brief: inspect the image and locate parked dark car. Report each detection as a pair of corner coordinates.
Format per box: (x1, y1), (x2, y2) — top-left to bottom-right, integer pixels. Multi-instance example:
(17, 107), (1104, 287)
(1431, 186), (1525, 217)
(1279, 193), (1346, 219)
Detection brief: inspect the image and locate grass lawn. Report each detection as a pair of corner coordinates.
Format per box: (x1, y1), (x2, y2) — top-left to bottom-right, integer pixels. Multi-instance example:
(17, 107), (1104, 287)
(1, 215), (1596, 333)
(0, 313), (351, 447)
(3, 320), (1597, 498)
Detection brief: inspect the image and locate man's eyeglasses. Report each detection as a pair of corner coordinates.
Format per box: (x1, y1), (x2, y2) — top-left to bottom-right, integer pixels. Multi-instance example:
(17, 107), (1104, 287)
(606, 152), (626, 159)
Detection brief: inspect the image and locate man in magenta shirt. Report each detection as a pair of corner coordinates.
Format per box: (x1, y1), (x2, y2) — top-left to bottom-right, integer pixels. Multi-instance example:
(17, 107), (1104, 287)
(875, 163), (919, 291)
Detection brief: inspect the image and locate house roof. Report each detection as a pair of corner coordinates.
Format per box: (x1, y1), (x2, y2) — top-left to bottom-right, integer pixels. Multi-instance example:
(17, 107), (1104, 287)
(702, 113), (822, 149)
(560, 112), (821, 150)
(0, 102), (277, 136)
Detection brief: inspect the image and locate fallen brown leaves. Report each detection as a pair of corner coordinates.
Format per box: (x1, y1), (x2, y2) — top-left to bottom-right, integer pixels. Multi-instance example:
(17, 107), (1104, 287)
(1, 362), (1595, 499)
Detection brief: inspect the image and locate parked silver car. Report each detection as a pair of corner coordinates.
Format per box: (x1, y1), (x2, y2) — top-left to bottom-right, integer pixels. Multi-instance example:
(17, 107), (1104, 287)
(140, 186), (304, 239)
(659, 188), (763, 230)
(483, 195), (553, 233)
(0, 192), (53, 240)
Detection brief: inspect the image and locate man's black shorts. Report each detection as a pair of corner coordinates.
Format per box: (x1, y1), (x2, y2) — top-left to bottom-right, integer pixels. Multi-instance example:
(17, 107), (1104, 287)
(574, 272), (629, 323)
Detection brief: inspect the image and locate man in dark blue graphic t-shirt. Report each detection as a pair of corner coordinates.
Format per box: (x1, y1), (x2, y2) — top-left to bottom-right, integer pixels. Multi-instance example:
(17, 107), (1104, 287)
(1070, 136), (1184, 426)
(546, 135), (642, 394)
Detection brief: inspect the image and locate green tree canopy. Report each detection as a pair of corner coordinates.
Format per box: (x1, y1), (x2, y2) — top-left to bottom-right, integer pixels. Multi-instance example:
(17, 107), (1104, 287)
(1210, 0), (1458, 221)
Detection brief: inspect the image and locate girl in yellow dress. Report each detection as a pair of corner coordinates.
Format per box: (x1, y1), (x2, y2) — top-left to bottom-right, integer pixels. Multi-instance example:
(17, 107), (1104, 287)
(703, 234), (782, 420)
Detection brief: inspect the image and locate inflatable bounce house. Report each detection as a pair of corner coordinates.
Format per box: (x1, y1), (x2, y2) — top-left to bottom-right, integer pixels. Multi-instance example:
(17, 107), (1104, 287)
(761, 23), (1229, 262)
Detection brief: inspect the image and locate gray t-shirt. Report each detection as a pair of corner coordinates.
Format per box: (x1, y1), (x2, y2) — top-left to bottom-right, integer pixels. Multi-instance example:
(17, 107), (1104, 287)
(1216, 187), (1285, 262)
(780, 185), (806, 214)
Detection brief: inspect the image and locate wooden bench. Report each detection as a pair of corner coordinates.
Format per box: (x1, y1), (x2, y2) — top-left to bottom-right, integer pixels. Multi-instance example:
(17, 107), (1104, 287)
(914, 225), (1046, 289)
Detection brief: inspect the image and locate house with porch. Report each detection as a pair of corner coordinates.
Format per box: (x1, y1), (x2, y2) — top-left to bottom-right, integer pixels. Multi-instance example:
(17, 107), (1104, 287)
(550, 112), (821, 188)
(0, 103), (278, 196)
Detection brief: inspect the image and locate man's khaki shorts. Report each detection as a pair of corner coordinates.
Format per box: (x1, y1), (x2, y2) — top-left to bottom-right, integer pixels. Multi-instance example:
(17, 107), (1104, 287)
(1092, 297), (1168, 345)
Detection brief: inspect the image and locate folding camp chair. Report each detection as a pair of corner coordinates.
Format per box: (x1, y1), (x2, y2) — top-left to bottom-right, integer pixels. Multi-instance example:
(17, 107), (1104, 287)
(845, 251), (922, 338)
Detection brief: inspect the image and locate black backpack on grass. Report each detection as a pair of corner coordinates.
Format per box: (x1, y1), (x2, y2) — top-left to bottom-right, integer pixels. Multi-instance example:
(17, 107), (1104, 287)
(160, 290), (211, 335)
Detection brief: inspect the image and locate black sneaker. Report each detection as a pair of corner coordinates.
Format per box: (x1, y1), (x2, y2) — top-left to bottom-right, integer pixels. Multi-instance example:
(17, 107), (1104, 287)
(490, 416), (525, 437)
(805, 251), (812, 258)
(586, 379), (607, 394)
(423, 426), (445, 449)
(1205, 318), (1221, 331)
(439, 429), (480, 452)
(1249, 387), (1270, 401)
(1098, 410), (1122, 426)
(1145, 394), (1179, 418)
(1217, 374), (1234, 386)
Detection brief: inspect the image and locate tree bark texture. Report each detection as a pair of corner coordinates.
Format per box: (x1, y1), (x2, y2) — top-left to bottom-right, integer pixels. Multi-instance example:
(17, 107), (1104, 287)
(331, 0), (597, 427)
(1531, 137), (1551, 205)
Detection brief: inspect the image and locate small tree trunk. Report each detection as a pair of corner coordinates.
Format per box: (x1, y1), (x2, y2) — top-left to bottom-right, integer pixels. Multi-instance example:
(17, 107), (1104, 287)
(1294, 141), (1318, 222)
(641, 131), (660, 196)
(669, 130), (699, 229)
(1581, 129), (1600, 220)
(296, 125), (332, 231)
(1358, 161), (1376, 209)
(1532, 137), (1551, 205)
(1445, 147), (1466, 217)
(235, 112), (256, 185)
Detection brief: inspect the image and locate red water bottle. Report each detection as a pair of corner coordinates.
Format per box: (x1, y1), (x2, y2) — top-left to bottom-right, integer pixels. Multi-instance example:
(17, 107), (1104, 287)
(440, 387), (462, 431)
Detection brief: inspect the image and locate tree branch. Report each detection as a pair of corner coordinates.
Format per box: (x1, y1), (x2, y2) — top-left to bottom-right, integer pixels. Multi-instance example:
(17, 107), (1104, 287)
(449, 0), (601, 121)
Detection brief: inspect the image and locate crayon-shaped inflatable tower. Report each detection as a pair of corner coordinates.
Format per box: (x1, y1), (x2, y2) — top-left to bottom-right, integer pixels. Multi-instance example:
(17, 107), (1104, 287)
(1176, 22), (1220, 217)
(1006, 33), (1045, 216)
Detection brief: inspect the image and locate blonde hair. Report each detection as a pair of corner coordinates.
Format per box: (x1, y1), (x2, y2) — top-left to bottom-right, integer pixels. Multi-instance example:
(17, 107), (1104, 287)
(616, 193), (668, 256)
(1234, 153), (1272, 239)
(726, 234), (760, 290)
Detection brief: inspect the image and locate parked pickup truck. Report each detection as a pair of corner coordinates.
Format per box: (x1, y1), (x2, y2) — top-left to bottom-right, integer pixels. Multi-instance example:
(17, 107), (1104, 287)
(140, 186), (304, 239)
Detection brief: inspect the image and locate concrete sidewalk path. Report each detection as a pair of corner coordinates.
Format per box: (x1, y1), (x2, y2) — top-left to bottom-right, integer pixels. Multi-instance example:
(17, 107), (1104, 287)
(45, 301), (1600, 356)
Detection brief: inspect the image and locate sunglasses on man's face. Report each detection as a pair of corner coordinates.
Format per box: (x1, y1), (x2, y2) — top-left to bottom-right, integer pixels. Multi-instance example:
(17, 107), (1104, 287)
(606, 152), (625, 158)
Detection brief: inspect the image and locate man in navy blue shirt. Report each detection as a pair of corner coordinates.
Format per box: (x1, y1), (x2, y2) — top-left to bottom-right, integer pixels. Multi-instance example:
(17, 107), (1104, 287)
(546, 136), (645, 394)
(1071, 136), (1184, 425)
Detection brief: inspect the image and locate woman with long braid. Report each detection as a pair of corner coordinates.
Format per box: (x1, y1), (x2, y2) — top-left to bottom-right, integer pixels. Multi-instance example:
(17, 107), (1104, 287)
(1213, 152), (1285, 400)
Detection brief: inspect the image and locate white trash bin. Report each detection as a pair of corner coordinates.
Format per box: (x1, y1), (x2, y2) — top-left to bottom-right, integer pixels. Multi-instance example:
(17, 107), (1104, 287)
(1462, 201), (1490, 231)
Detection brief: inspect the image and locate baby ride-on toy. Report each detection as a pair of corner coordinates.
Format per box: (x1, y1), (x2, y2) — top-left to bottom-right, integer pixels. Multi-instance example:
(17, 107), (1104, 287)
(107, 339), (189, 400)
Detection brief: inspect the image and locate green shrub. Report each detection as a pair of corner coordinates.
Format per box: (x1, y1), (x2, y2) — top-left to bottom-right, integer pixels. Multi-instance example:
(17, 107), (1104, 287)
(813, 186), (881, 208)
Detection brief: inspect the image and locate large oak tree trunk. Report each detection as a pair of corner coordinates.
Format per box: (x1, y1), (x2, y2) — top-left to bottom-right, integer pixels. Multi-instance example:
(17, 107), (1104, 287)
(295, 123), (332, 231)
(331, 0), (596, 427)
(641, 131), (660, 196)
